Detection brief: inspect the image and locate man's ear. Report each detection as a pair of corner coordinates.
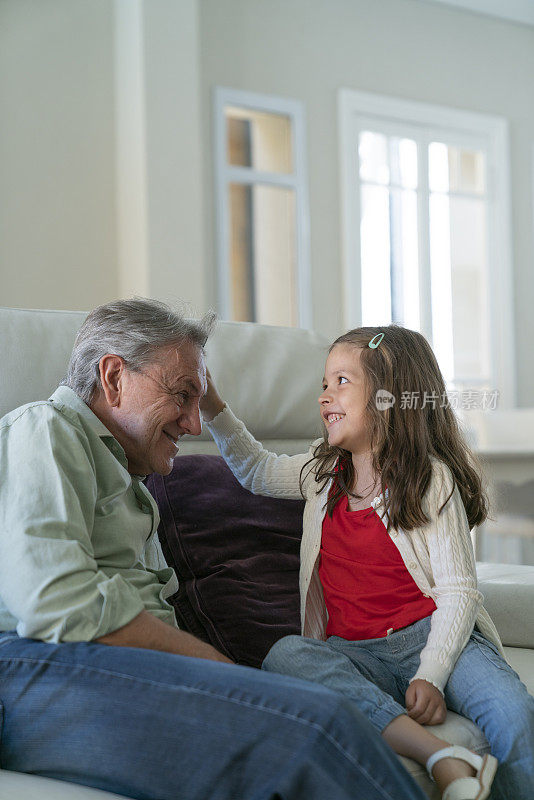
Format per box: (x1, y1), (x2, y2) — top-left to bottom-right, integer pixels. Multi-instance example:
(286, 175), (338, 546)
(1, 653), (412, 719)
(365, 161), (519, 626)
(98, 354), (125, 408)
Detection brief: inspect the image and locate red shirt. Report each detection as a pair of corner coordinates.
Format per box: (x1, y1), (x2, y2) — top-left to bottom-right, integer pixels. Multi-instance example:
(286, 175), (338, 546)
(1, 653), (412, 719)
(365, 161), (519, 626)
(319, 495), (436, 640)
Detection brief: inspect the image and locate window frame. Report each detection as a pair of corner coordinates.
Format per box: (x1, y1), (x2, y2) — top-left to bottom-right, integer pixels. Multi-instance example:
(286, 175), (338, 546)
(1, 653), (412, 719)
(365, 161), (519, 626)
(338, 88), (515, 407)
(214, 87), (312, 329)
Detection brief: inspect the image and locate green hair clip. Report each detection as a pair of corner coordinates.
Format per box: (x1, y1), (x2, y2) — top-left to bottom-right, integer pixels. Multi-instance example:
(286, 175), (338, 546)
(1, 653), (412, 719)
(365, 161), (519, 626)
(368, 333), (385, 349)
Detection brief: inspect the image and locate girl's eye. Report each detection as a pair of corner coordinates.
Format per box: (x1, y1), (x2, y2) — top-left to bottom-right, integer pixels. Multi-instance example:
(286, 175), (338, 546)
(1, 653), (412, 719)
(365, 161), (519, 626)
(339, 376), (348, 384)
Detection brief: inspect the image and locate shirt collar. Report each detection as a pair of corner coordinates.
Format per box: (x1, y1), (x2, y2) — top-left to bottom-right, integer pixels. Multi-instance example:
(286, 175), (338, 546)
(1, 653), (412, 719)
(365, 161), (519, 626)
(49, 385), (128, 468)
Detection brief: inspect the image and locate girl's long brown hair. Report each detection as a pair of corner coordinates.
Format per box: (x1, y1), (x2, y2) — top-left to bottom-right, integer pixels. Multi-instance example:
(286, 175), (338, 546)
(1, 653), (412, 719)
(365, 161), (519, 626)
(301, 326), (488, 532)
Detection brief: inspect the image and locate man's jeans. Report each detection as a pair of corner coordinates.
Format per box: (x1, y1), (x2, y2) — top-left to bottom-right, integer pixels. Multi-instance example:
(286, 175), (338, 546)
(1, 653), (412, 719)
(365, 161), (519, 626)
(0, 632), (426, 800)
(263, 615), (534, 800)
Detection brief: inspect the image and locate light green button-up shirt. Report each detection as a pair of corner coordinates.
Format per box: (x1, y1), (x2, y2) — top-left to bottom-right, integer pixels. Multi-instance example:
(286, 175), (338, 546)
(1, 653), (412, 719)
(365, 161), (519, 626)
(0, 386), (178, 642)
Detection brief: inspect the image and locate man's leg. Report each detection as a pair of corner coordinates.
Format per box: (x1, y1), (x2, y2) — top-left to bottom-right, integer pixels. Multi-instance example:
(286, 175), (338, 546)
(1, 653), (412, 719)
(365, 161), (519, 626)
(0, 634), (425, 800)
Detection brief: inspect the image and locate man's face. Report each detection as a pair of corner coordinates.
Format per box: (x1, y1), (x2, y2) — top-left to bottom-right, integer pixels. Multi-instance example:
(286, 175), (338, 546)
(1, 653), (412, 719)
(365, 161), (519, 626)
(114, 342), (207, 476)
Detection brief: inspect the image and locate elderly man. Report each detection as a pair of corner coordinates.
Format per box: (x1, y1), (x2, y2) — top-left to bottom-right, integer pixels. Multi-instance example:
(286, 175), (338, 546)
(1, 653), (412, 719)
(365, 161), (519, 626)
(0, 299), (424, 800)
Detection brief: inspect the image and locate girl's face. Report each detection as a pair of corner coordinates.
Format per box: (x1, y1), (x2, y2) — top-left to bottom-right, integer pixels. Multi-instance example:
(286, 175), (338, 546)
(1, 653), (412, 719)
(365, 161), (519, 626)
(318, 344), (372, 455)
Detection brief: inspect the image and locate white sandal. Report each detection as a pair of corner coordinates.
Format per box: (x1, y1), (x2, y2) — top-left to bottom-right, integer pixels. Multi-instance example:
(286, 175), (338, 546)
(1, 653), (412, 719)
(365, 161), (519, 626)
(426, 745), (498, 800)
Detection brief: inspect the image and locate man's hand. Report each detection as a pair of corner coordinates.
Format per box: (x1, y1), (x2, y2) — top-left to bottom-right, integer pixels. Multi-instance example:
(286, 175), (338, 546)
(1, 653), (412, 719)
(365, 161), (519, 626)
(405, 679), (447, 725)
(97, 610), (234, 664)
(199, 368), (226, 422)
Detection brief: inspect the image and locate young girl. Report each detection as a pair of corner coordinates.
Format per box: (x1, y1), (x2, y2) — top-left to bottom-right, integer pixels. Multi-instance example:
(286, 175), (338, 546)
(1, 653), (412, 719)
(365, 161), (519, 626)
(200, 325), (534, 800)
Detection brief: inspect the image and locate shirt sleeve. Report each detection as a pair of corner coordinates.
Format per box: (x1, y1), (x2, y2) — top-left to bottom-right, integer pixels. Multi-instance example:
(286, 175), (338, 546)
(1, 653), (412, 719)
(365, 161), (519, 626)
(410, 461), (483, 693)
(0, 405), (145, 643)
(206, 404), (316, 499)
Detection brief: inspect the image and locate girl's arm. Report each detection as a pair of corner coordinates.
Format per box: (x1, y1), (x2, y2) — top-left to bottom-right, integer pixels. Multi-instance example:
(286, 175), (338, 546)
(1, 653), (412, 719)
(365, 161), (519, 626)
(200, 370), (315, 501)
(410, 460), (483, 695)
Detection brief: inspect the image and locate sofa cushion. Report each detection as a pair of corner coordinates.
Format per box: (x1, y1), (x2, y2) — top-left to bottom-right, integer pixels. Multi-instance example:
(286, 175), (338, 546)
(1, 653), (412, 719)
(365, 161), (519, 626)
(0, 769), (127, 799)
(145, 455), (303, 667)
(477, 562), (534, 648)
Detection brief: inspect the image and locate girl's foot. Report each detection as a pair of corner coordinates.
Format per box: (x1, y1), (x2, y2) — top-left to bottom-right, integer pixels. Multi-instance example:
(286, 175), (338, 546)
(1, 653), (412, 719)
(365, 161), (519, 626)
(426, 745), (498, 800)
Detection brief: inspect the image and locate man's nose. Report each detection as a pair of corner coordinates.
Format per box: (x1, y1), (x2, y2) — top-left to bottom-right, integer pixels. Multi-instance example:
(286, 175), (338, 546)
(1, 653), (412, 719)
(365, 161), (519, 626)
(183, 405), (202, 437)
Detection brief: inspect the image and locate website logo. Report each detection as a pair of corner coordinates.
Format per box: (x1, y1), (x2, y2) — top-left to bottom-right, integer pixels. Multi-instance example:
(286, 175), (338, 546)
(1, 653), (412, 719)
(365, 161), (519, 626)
(375, 390), (396, 410)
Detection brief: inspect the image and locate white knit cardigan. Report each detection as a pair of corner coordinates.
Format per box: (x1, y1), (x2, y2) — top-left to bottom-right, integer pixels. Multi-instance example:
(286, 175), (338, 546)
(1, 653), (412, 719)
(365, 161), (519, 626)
(207, 405), (503, 693)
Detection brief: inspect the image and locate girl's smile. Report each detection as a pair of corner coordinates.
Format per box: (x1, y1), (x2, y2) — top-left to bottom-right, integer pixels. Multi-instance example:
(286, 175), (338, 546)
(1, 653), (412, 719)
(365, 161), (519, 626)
(325, 412), (345, 425)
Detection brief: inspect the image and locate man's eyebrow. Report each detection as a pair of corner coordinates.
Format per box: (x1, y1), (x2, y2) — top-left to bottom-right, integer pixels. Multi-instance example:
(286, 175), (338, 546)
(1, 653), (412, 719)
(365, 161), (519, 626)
(166, 377), (202, 395)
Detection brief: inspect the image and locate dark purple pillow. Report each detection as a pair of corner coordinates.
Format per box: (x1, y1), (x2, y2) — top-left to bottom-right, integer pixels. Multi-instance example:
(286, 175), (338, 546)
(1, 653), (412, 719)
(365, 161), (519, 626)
(145, 455), (304, 668)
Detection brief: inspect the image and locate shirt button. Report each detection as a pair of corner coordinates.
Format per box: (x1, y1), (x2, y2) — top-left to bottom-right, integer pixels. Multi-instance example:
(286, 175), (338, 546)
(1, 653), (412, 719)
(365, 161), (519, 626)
(409, 562), (417, 570)
(391, 531), (398, 537)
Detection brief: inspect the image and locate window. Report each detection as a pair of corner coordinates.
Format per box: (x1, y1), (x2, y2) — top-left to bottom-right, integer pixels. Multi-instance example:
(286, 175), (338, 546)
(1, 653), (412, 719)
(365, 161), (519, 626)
(214, 88), (311, 328)
(339, 90), (514, 406)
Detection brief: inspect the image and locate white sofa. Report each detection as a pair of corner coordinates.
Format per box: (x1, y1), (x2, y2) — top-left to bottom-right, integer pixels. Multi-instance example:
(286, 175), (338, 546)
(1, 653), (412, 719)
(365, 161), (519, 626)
(0, 306), (533, 800)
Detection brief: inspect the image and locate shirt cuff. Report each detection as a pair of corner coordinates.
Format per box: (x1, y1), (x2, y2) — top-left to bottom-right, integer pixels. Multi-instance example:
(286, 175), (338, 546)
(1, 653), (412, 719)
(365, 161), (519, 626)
(91, 573), (146, 640)
(205, 404), (241, 438)
(410, 661), (450, 695)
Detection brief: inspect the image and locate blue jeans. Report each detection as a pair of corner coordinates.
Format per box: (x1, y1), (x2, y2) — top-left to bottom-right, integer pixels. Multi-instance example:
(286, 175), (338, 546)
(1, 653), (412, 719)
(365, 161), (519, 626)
(0, 632), (426, 800)
(262, 616), (534, 800)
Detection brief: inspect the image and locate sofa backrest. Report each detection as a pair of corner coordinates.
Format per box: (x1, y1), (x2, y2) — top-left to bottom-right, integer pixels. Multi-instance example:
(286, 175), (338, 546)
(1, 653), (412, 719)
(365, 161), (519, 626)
(0, 307), (329, 455)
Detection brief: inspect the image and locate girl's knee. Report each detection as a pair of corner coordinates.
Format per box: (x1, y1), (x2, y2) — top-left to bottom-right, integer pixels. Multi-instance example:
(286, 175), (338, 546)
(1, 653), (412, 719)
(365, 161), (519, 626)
(262, 635), (316, 673)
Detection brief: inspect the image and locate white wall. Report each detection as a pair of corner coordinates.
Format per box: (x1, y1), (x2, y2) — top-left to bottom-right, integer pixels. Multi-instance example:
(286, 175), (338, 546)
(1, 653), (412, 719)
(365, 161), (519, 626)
(141, 0), (205, 310)
(1, 0), (206, 315)
(0, 0), (118, 310)
(199, 0), (534, 405)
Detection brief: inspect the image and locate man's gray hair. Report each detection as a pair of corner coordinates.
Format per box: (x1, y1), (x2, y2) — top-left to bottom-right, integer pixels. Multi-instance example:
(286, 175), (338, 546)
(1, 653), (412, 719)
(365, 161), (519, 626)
(62, 298), (216, 403)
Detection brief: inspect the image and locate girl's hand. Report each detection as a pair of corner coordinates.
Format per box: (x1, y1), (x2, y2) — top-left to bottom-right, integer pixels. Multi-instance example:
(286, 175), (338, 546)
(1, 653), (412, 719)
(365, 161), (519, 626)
(200, 368), (226, 422)
(405, 679), (447, 726)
